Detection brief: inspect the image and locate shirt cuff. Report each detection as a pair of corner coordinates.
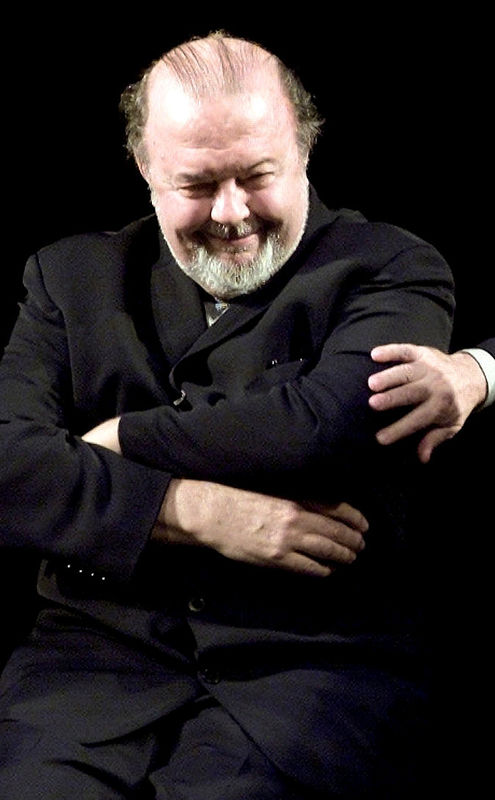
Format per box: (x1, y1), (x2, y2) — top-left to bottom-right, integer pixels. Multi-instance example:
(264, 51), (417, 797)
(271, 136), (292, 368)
(460, 348), (495, 408)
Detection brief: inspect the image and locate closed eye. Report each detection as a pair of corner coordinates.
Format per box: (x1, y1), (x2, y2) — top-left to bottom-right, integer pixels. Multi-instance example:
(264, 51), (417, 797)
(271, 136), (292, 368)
(240, 172), (275, 189)
(178, 171), (275, 198)
(179, 182), (217, 198)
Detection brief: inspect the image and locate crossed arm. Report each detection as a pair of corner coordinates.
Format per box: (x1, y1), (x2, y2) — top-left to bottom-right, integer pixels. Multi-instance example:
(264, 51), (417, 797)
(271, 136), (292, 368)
(2, 239), (456, 581)
(83, 338), (492, 574)
(82, 415), (368, 578)
(85, 339), (493, 470)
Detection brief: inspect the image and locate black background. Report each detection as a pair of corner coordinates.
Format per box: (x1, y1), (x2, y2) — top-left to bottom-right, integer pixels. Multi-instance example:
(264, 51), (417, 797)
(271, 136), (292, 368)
(1, 10), (492, 789)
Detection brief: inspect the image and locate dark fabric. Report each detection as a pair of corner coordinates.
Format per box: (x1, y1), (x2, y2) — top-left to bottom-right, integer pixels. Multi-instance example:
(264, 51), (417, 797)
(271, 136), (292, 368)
(478, 336), (495, 358)
(0, 194), (454, 576)
(0, 605), (429, 798)
(0, 693), (305, 800)
(0, 191), (454, 793)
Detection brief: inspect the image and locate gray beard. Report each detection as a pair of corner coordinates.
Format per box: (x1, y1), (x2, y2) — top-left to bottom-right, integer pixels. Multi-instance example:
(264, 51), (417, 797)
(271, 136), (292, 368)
(174, 230), (290, 299)
(152, 181), (309, 299)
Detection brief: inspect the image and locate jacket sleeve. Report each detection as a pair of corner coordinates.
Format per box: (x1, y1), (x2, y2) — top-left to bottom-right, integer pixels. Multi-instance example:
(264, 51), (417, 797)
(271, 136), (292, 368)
(477, 338), (495, 358)
(0, 254), (170, 580)
(118, 242), (455, 491)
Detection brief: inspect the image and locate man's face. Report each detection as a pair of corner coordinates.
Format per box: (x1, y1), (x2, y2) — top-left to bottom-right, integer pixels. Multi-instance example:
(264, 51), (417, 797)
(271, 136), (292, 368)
(140, 71), (309, 298)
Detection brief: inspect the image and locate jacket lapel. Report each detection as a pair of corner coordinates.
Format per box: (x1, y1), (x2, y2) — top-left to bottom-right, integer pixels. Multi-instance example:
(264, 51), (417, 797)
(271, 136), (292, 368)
(150, 246), (206, 364)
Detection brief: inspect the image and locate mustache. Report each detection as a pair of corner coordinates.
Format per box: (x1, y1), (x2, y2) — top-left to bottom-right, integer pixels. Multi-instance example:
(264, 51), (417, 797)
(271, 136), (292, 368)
(200, 219), (262, 240)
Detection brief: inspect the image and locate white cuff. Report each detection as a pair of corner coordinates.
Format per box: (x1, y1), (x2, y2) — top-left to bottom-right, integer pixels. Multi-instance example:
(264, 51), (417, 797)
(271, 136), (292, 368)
(460, 348), (495, 408)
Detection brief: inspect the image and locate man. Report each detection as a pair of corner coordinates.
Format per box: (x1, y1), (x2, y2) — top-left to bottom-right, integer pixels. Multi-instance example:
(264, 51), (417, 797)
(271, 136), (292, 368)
(0, 33), (454, 797)
(368, 340), (495, 461)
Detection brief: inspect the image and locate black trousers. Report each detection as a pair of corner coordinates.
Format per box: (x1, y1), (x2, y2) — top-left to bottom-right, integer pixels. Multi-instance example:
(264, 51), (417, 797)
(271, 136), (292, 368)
(0, 595), (429, 799)
(0, 598), (321, 800)
(0, 693), (312, 799)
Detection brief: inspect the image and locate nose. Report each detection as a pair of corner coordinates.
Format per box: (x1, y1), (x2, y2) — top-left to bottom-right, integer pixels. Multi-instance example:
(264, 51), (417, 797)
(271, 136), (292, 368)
(210, 179), (250, 225)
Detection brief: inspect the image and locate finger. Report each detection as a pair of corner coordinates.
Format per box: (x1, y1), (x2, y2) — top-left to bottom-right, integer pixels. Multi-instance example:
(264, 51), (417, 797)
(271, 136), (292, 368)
(299, 529), (363, 564)
(368, 361), (425, 393)
(369, 381), (429, 411)
(280, 551), (334, 578)
(307, 510), (366, 552)
(375, 403), (439, 445)
(326, 502), (369, 534)
(303, 501), (369, 533)
(370, 343), (421, 364)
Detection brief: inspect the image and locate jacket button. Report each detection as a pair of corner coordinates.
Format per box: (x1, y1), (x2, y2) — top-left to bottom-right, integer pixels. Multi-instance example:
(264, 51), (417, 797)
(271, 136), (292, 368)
(188, 596), (206, 613)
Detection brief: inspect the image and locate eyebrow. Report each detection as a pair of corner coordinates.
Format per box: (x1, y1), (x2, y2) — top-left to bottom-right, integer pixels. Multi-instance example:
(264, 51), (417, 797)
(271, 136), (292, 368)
(175, 171), (215, 185)
(174, 160), (276, 185)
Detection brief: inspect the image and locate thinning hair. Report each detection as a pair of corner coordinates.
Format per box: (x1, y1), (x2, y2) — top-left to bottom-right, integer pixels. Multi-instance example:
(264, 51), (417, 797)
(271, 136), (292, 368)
(120, 32), (324, 164)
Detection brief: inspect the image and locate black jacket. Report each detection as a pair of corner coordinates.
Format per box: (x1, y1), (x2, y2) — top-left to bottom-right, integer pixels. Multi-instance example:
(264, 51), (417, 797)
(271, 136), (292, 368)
(0, 191), (454, 789)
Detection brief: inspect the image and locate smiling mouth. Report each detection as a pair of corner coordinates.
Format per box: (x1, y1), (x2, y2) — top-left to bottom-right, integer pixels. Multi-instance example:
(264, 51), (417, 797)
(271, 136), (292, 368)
(209, 231), (259, 248)
(196, 223), (263, 254)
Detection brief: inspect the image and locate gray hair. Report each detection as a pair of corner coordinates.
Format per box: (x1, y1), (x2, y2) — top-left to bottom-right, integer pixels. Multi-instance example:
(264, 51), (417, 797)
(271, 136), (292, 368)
(120, 32), (324, 164)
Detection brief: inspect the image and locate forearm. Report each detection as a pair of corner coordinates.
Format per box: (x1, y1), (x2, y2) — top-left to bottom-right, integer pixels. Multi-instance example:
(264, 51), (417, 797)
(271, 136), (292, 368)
(151, 477), (368, 577)
(0, 297), (170, 578)
(118, 372), (373, 493)
(0, 418), (170, 579)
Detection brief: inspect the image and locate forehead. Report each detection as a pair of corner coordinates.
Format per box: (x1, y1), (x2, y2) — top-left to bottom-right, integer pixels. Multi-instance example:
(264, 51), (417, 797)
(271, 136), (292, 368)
(144, 69), (298, 171)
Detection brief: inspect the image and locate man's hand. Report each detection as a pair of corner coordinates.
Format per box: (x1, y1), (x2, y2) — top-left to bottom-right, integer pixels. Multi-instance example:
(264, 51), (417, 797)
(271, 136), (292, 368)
(82, 421), (369, 577)
(82, 417), (122, 454)
(368, 344), (487, 463)
(153, 479), (369, 578)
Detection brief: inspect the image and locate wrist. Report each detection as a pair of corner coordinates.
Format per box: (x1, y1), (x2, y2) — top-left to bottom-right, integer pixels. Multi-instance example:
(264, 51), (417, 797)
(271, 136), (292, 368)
(152, 478), (205, 546)
(451, 351), (488, 410)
